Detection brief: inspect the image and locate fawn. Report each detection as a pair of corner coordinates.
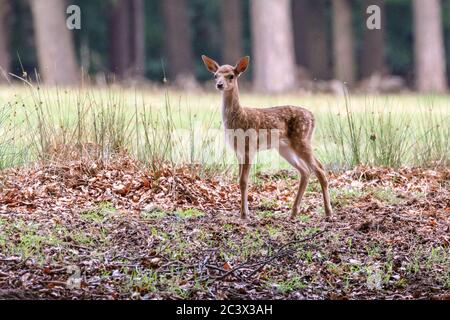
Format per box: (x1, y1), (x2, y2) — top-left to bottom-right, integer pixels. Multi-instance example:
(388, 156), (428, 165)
(201, 55), (333, 220)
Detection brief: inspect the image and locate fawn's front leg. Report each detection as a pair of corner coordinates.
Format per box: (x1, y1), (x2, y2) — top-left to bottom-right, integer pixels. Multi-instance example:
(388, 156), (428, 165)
(239, 163), (251, 219)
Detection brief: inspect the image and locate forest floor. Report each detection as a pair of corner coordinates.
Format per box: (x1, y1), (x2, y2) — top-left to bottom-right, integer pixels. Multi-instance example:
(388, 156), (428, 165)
(0, 155), (449, 300)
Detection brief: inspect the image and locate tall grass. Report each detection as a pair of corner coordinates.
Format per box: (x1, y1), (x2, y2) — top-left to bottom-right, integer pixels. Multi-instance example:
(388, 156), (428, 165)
(3, 82), (234, 176)
(319, 96), (448, 169)
(0, 83), (448, 174)
(0, 101), (25, 169)
(0, 102), (12, 169)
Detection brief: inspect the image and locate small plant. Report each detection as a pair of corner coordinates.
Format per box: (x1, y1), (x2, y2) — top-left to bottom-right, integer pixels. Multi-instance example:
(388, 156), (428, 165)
(266, 225), (282, 240)
(223, 223), (234, 232)
(70, 231), (95, 246)
(141, 209), (167, 220)
(239, 232), (265, 259)
(297, 249), (314, 264)
(127, 269), (159, 294)
(425, 246), (448, 269)
(405, 247), (423, 275)
(365, 264), (384, 290)
(445, 274), (450, 289)
(330, 187), (364, 207)
(259, 198), (279, 211)
(80, 201), (115, 222)
(365, 243), (381, 259)
(306, 180), (321, 193)
(275, 276), (306, 294)
(257, 210), (276, 218)
(297, 214), (311, 222)
(174, 208), (205, 219)
(370, 187), (402, 205)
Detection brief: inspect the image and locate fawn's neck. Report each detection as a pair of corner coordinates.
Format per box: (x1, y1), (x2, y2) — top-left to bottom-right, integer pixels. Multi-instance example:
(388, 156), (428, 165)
(221, 85), (244, 128)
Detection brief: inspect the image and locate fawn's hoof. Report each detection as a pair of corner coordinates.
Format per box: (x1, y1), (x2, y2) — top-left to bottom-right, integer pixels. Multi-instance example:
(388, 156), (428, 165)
(240, 213), (249, 220)
(290, 207), (300, 220)
(240, 207), (250, 220)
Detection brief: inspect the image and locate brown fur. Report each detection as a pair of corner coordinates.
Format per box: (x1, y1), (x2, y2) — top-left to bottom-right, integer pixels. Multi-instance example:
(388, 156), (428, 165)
(202, 55), (333, 220)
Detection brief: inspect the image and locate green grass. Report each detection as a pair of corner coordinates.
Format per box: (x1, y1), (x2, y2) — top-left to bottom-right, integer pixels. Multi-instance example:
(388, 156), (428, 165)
(174, 208), (205, 219)
(273, 276), (306, 294)
(0, 85), (448, 173)
(257, 210), (276, 219)
(80, 202), (115, 222)
(370, 187), (403, 205)
(0, 197), (448, 298)
(259, 198), (279, 210)
(0, 219), (63, 263)
(141, 209), (167, 220)
(330, 187), (365, 208)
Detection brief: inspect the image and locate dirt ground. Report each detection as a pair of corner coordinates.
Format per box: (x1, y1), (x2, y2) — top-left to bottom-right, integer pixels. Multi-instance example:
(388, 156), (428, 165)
(0, 156), (449, 299)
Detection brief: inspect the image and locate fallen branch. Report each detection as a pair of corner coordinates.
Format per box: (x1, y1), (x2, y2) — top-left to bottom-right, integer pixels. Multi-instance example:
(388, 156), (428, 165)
(211, 230), (326, 282)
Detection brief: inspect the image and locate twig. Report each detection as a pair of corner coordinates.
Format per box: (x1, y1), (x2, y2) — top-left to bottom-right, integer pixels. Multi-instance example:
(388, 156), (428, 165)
(390, 214), (422, 224)
(212, 230), (326, 281)
(246, 248), (295, 278)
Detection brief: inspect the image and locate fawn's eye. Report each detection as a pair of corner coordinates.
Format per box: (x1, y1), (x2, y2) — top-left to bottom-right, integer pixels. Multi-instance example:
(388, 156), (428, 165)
(214, 74), (218, 79)
(227, 75), (234, 80)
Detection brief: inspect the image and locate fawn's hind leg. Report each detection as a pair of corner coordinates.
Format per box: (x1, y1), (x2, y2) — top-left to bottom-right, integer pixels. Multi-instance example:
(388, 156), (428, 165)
(294, 144), (333, 219)
(278, 145), (311, 219)
(312, 156), (333, 218)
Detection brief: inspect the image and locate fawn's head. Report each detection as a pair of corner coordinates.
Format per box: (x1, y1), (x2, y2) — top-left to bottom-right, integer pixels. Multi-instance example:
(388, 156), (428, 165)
(201, 55), (249, 92)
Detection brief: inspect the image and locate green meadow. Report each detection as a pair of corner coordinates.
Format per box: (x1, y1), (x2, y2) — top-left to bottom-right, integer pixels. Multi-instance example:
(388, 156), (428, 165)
(0, 85), (448, 173)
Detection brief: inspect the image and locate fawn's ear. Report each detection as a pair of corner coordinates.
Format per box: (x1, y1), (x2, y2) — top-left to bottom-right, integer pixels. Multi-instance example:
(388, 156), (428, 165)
(202, 55), (219, 73)
(234, 56), (250, 75)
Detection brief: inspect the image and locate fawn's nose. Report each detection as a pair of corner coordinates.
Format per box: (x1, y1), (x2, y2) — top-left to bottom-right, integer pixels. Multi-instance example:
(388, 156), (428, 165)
(216, 83), (224, 90)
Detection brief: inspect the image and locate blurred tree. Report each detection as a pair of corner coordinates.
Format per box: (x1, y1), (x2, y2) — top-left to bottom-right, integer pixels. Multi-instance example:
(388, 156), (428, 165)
(447, 0), (450, 83)
(143, 0), (164, 79)
(413, 0), (447, 92)
(108, 0), (131, 78)
(190, 0), (221, 80)
(292, 0), (330, 80)
(220, 0), (243, 64)
(332, 0), (355, 84)
(384, 0), (413, 83)
(161, 0), (195, 83)
(361, 0), (385, 78)
(0, 0), (11, 82)
(130, 0), (146, 78)
(292, 0), (307, 67)
(2, 0), (448, 89)
(108, 0), (145, 79)
(30, 0), (79, 85)
(251, 0), (297, 93)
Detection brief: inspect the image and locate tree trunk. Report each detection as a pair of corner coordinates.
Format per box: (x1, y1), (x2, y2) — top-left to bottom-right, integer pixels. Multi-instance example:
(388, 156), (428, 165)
(0, 0), (10, 82)
(292, 0), (330, 80)
(332, 0), (355, 85)
(220, 0), (243, 63)
(413, 0), (447, 92)
(251, 0), (297, 93)
(361, 0), (385, 79)
(292, 0), (308, 67)
(161, 0), (195, 81)
(130, 0), (146, 78)
(30, 0), (79, 85)
(108, 0), (131, 79)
